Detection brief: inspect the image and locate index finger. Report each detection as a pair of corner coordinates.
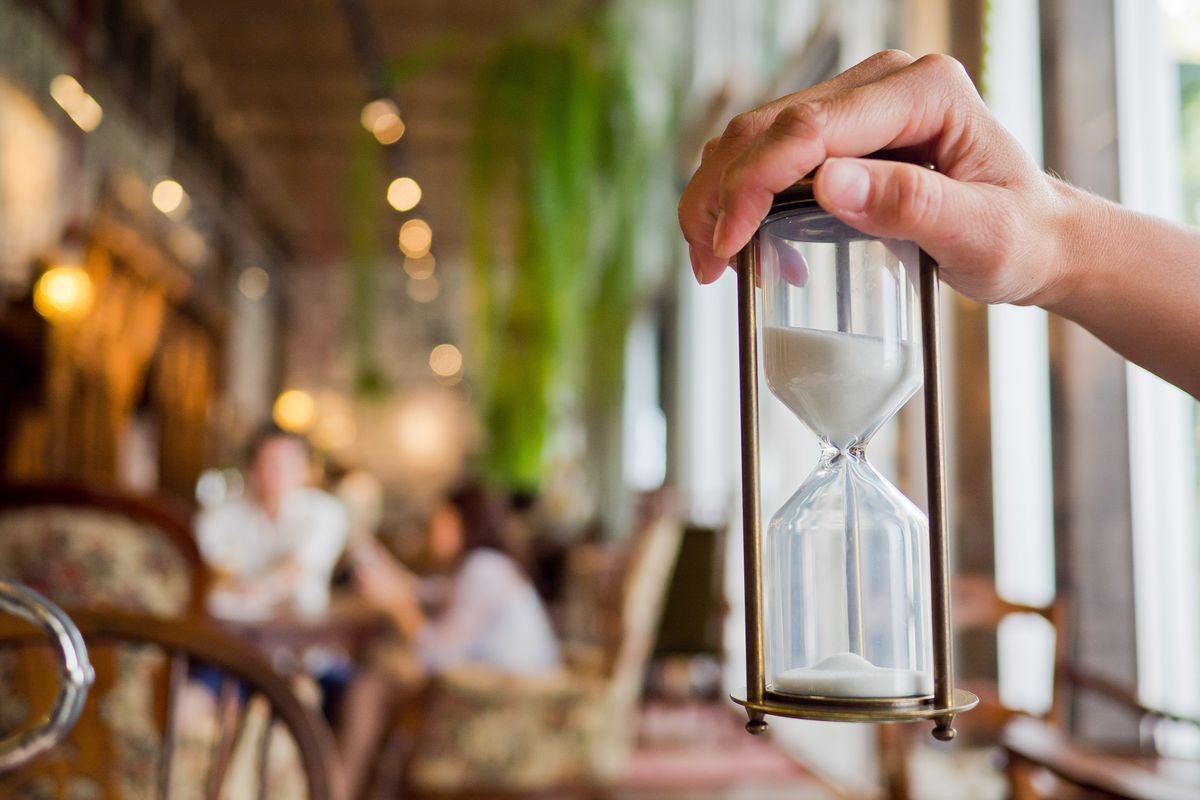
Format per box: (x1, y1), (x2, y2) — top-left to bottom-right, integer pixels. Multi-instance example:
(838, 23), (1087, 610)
(679, 49), (917, 284)
(711, 54), (982, 260)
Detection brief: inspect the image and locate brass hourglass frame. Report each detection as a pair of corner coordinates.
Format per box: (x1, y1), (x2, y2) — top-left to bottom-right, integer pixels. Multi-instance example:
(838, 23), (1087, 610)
(730, 181), (978, 741)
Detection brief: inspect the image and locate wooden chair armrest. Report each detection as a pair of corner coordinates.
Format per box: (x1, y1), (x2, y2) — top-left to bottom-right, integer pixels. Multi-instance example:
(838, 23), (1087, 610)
(1065, 667), (1200, 731)
(1001, 717), (1200, 800)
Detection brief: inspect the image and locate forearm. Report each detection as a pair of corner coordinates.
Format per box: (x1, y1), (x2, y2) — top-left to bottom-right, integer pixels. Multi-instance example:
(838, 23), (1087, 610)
(1044, 180), (1200, 398)
(386, 600), (425, 640)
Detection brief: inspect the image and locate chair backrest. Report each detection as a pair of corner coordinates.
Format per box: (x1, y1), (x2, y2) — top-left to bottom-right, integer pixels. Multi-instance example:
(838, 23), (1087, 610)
(0, 609), (342, 800)
(0, 484), (209, 617)
(558, 505), (685, 677)
(951, 573), (1069, 734)
(590, 511), (682, 777)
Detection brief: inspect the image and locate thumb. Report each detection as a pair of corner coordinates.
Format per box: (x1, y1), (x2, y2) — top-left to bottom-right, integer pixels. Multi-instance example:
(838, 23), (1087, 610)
(813, 157), (992, 258)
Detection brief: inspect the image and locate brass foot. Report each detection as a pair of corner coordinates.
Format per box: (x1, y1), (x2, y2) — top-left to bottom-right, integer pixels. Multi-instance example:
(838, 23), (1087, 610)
(931, 715), (956, 741)
(746, 711), (768, 735)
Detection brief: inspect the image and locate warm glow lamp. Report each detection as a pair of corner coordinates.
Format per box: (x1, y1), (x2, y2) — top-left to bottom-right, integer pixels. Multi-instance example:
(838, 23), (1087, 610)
(273, 389), (316, 433)
(33, 265), (93, 323)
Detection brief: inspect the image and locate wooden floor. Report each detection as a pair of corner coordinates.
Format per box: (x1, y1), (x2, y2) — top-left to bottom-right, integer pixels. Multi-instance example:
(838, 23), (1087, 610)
(613, 701), (834, 799)
(612, 787), (837, 799)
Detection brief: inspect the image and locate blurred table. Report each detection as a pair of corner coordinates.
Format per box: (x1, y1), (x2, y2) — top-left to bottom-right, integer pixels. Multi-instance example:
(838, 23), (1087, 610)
(214, 593), (391, 671)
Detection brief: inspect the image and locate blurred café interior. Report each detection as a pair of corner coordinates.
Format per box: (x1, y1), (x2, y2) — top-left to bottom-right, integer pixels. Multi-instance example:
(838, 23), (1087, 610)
(1, 0), (1199, 798)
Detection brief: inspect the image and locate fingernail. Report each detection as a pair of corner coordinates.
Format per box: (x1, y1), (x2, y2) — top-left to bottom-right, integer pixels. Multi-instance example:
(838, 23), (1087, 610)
(711, 213), (729, 256)
(821, 158), (870, 213)
(688, 244), (707, 284)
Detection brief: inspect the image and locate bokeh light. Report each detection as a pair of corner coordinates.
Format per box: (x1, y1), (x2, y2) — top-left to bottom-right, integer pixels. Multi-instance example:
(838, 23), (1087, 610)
(49, 74), (103, 132)
(406, 275), (439, 303)
(238, 266), (270, 300)
(151, 178), (187, 217)
(33, 265), (94, 322)
(429, 344), (463, 378)
(361, 98), (398, 130)
(398, 218), (432, 257)
(361, 98), (406, 145)
(403, 254), (435, 279)
(273, 389), (316, 432)
(387, 177), (422, 212)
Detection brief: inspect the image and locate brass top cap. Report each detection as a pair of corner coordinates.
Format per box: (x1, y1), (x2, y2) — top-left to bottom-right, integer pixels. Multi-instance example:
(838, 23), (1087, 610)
(768, 177), (820, 218)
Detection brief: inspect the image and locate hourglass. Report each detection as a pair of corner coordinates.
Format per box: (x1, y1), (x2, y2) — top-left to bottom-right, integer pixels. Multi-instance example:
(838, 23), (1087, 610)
(730, 178), (977, 739)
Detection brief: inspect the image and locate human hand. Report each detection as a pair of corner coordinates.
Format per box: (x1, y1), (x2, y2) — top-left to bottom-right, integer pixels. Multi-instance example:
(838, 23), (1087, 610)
(679, 50), (1078, 308)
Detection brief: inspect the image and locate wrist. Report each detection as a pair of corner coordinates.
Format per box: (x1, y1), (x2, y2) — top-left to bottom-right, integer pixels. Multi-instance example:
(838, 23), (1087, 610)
(1032, 178), (1121, 319)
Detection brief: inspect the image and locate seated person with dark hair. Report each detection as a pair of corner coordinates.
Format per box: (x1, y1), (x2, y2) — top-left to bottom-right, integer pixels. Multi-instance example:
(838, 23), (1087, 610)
(353, 482), (559, 674)
(339, 482), (560, 796)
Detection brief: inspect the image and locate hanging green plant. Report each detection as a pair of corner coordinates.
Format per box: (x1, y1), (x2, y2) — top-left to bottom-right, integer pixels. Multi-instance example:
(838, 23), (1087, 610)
(347, 126), (389, 397)
(469, 20), (645, 491)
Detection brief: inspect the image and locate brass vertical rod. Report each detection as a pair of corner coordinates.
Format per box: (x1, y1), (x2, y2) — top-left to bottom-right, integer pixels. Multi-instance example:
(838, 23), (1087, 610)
(920, 249), (956, 741)
(836, 242), (852, 331)
(736, 243), (767, 734)
(844, 459), (866, 655)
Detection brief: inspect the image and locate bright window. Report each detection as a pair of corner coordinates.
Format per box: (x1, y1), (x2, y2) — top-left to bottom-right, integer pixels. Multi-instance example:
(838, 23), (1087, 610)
(1115, 0), (1200, 740)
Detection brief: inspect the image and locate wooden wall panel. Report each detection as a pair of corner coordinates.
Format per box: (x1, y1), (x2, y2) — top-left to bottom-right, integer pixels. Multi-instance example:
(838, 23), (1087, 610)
(1040, 0), (1141, 749)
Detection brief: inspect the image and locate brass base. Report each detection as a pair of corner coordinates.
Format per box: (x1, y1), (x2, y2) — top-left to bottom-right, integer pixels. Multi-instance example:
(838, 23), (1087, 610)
(731, 687), (978, 726)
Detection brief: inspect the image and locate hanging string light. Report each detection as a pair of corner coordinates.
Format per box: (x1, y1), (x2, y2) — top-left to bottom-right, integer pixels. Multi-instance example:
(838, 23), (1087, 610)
(49, 74), (102, 132)
(406, 274), (439, 304)
(387, 177), (421, 211)
(361, 98), (405, 144)
(403, 253), (435, 279)
(40, 0), (96, 322)
(398, 218), (432, 257)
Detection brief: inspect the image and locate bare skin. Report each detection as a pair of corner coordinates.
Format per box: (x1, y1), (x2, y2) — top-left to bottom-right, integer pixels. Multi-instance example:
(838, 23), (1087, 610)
(678, 50), (1200, 398)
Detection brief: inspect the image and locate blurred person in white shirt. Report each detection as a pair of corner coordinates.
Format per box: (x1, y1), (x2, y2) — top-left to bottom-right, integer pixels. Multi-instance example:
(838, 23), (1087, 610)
(196, 424), (348, 619)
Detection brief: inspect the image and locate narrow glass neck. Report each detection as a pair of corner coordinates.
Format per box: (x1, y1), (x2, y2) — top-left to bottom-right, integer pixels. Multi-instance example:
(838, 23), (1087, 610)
(818, 442), (869, 464)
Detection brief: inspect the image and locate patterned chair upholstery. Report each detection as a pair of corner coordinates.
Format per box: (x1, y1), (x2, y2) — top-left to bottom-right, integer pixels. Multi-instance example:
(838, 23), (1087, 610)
(0, 485), (245, 799)
(0, 484), (207, 617)
(405, 513), (683, 794)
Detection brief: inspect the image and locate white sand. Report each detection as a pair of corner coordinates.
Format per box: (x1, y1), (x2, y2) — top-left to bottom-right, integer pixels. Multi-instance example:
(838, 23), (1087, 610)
(771, 652), (932, 698)
(764, 326), (920, 446)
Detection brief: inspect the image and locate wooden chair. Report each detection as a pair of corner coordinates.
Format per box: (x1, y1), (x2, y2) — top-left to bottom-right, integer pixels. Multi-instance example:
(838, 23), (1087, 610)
(1002, 669), (1200, 799)
(877, 574), (1200, 798)
(0, 483), (209, 617)
(877, 574), (1068, 800)
(398, 512), (684, 797)
(0, 608), (343, 799)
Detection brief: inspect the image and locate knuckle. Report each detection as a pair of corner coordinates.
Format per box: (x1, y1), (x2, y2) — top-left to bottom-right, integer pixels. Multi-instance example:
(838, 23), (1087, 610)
(717, 167), (741, 206)
(870, 48), (914, 70)
(701, 136), (722, 161)
(770, 100), (828, 141)
(883, 168), (939, 227)
(917, 53), (969, 83)
(723, 111), (761, 140)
